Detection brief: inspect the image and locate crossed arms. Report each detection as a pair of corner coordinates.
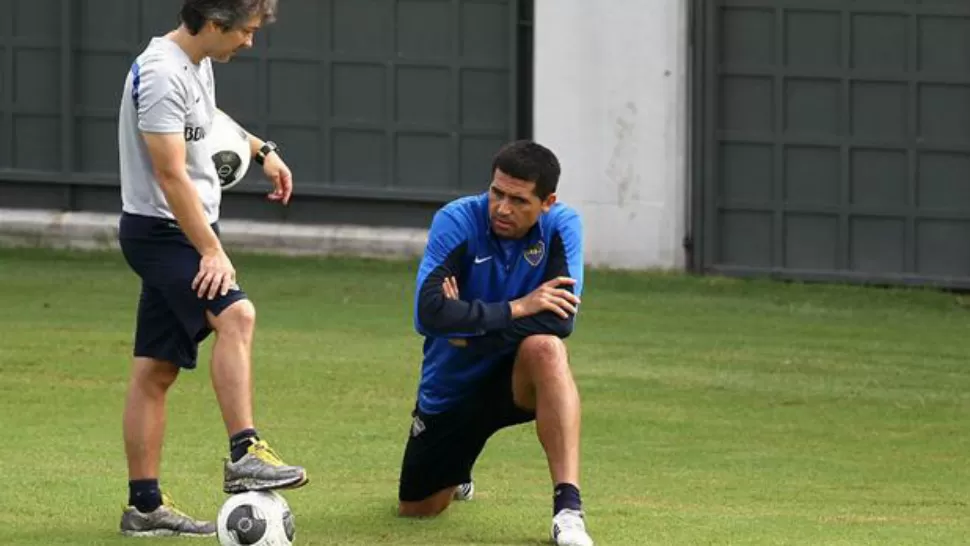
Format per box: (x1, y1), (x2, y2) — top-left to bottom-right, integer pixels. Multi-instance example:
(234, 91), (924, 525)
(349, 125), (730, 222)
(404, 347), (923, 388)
(413, 209), (585, 354)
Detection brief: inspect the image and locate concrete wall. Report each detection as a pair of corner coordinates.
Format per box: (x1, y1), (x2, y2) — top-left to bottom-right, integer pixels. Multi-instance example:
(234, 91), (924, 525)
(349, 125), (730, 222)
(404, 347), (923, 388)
(533, 0), (690, 270)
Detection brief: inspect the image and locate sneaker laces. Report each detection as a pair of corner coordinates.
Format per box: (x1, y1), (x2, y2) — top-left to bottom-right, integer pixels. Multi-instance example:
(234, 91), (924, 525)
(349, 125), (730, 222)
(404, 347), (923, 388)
(159, 492), (213, 533)
(160, 493), (193, 519)
(251, 440), (286, 466)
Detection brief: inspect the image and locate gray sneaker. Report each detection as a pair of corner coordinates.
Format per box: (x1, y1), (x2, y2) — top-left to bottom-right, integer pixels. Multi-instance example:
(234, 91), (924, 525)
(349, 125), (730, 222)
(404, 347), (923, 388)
(119, 494), (215, 537)
(223, 439), (308, 494)
(454, 481), (474, 501)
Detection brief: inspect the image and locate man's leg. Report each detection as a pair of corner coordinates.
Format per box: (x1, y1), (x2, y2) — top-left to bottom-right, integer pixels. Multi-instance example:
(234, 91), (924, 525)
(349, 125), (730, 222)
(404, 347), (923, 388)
(123, 357), (179, 504)
(210, 299), (308, 494)
(512, 335), (581, 495)
(397, 404), (484, 517)
(511, 335), (593, 546)
(206, 301), (256, 438)
(398, 487), (457, 517)
(119, 283), (216, 537)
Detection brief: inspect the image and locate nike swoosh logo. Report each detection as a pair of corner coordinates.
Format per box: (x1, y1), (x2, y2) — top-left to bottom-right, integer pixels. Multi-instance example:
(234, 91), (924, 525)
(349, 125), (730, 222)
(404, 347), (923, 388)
(474, 256), (493, 264)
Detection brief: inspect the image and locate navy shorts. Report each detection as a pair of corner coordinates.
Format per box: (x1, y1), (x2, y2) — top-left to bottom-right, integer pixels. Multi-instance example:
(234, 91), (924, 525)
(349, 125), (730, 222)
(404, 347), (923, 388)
(118, 212), (248, 369)
(398, 354), (536, 502)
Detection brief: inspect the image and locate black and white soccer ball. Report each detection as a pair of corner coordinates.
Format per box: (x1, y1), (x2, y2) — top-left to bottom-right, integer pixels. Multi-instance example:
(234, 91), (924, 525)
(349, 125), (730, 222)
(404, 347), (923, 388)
(216, 491), (295, 546)
(209, 110), (252, 191)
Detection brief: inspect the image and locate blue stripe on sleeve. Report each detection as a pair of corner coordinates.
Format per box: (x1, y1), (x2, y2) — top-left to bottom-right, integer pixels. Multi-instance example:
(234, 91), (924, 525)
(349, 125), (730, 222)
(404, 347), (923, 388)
(130, 61), (141, 110)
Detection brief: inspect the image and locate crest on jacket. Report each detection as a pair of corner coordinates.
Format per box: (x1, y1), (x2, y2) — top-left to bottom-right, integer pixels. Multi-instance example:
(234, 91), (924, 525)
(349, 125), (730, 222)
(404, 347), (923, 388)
(524, 240), (545, 267)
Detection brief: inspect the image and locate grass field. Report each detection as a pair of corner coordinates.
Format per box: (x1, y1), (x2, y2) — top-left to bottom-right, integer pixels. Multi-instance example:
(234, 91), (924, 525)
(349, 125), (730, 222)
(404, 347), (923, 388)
(1, 246), (969, 545)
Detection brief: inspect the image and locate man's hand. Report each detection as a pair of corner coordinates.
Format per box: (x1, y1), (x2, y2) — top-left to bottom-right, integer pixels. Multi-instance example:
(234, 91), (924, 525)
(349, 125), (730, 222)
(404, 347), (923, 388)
(442, 276), (468, 347)
(509, 277), (580, 320)
(192, 248), (236, 300)
(262, 152), (293, 205)
(442, 276), (460, 301)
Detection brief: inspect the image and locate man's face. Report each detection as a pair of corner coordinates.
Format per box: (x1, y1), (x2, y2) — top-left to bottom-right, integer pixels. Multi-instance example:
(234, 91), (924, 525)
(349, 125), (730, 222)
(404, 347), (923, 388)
(487, 168), (556, 239)
(205, 15), (260, 62)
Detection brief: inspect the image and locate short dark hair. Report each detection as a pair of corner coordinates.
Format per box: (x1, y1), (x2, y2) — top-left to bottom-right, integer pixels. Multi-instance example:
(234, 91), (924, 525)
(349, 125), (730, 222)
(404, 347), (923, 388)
(491, 140), (561, 200)
(180, 0), (278, 34)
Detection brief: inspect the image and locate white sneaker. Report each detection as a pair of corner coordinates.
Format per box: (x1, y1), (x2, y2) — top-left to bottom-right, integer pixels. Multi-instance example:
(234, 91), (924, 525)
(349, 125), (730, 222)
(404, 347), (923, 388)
(551, 509), (594, 546)
(453, 481), (474, 501)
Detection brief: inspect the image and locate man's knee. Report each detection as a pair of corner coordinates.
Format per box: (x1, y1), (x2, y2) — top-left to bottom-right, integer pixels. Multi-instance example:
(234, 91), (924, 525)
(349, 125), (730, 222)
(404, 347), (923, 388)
(130, 357), (179, 394)
(513, 335), (573, 409)
(208, 299), (256, 338)
(397, 487), (456, 518)
(517, 335), (569, 375)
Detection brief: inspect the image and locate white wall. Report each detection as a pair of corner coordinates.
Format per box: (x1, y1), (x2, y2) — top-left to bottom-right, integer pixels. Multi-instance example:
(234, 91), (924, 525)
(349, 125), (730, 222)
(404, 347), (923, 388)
(533, 0), (690, 270)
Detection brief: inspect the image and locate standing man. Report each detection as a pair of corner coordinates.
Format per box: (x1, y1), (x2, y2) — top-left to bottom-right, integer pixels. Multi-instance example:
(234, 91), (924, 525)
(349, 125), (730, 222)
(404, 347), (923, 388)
(116, 0), (306, 537)
(396, 140), (595, 546)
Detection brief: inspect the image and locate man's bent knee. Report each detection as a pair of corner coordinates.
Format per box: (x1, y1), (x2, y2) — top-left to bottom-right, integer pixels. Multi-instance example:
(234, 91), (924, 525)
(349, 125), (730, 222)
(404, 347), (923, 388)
(518, 335), (568, 364)
(397, 487), (456, 518)
(207, 299), (256, 338)
(513, 335), (572, 409)
(516, 335), (571, 380)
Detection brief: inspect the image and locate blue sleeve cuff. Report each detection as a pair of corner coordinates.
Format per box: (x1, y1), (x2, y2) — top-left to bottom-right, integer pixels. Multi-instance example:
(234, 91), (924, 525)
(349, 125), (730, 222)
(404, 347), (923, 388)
(481, 301), (512, 332)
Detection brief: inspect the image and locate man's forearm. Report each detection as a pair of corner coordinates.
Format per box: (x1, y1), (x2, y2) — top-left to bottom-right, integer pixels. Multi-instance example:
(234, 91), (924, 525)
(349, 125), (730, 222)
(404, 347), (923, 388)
(461, 312), (574, 357)
(157, 172), (222, 255)
(418, 295), (512, 336)
(246, 131), (264, 159)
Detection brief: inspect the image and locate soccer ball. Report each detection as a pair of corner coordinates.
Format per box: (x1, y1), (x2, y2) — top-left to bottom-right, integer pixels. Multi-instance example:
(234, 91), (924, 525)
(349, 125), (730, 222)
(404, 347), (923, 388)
(209, 110), (251, 191)
(216, 491), (295, 546)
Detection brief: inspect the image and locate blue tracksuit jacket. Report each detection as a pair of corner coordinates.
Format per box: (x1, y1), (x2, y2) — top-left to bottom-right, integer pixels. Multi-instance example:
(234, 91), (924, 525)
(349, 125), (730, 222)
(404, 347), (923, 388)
(412, 192), (584, 414)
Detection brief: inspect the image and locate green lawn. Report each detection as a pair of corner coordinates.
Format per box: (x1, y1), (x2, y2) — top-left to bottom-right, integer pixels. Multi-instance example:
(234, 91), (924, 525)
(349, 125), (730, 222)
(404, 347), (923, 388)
(0, 247), (968, 545)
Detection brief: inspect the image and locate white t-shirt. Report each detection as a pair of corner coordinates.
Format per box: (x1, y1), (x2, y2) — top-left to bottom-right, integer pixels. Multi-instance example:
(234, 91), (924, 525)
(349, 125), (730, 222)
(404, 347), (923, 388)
(118, 37), (222, 224)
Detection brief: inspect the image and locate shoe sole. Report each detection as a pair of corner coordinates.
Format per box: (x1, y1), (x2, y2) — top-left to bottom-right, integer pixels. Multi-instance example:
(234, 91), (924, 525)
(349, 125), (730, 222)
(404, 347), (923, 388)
(551, 534), (595, 546)
(120, 529), (215, 538)
(223, 471), (309, 494)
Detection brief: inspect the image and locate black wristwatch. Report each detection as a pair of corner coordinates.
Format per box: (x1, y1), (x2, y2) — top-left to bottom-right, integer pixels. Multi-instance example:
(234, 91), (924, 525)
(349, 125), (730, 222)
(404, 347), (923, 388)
(254, 140), (279, 165)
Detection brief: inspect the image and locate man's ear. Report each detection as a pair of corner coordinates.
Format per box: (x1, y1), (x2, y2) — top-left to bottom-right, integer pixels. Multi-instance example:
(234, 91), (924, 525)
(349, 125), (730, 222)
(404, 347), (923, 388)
(541, 192), (557, 213)
(204, 19), (224, 34)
